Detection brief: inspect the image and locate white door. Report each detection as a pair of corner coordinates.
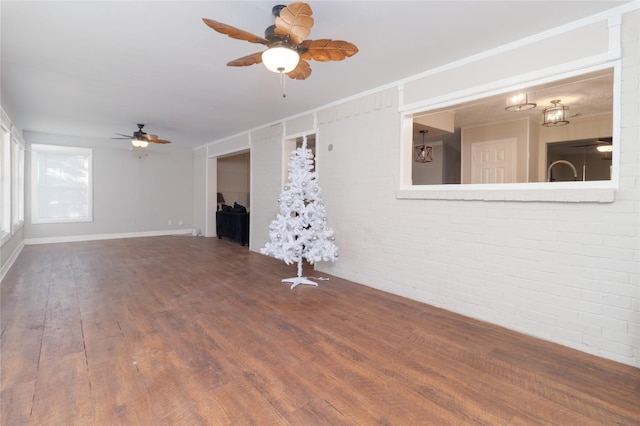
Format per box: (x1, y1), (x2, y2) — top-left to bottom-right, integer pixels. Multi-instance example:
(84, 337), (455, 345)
(471, 138), (517, 184)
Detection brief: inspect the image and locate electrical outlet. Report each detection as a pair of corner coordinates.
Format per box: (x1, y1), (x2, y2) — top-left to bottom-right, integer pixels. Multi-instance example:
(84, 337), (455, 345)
(168, 220), (172, 226)
(178, 220), (183, 226)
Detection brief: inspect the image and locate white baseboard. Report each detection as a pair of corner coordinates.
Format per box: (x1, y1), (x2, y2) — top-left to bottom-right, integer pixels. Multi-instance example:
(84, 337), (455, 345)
(23, 229), (195, 245)
(0, 240), (25, 283)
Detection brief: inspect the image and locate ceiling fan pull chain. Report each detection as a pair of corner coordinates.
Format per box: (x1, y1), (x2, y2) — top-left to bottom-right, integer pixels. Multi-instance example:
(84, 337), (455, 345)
(281, 71), (287, 98)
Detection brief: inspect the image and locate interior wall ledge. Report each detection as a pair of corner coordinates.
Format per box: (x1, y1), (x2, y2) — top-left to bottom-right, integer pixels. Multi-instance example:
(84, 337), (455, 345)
(396, 186), (616, 203)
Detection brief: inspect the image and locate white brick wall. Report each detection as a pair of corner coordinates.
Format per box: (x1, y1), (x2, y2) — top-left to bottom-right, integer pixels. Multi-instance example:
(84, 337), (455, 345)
(250, 124), (286, 250)
(200, 8), (640, 367)
(316, 8), (639, 367)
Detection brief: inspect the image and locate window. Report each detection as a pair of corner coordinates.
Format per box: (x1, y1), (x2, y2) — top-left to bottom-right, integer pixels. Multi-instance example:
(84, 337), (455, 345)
(401, 65), (617, 197)
(11, 135), (25, 230)
(31, 144), (93, 224)
(0, 123), (10, 238)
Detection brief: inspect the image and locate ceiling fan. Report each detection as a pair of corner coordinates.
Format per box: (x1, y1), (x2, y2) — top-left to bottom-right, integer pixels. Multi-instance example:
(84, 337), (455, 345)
(113, 124), (171, 148)
(202, 2), (358, 81)
(568, 137), (613, 149)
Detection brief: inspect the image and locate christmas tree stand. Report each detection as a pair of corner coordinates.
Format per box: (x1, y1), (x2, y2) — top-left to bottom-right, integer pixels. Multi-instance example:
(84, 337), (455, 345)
(282, 259), (317, 289)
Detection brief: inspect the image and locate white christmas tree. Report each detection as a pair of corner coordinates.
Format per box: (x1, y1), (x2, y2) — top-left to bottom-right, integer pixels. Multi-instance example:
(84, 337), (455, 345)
(261, 136), (338, 289)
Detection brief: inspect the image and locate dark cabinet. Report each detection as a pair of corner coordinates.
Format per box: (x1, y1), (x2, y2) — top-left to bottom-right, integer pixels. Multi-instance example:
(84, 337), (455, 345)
(216, 211), (249, 246)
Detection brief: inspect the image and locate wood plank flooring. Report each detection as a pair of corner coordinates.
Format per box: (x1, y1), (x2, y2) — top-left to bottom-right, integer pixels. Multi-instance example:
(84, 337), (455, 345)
(2, 235), (639, 425)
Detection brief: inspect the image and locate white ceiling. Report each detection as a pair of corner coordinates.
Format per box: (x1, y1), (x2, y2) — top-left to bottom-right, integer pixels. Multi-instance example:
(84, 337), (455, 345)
(0, 1), (631, 149)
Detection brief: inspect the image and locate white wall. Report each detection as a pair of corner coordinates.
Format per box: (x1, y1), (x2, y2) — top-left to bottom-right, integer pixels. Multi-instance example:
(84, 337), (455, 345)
(196, 6), (640, 367)
(24, 131), (194, 242)
(193, 146), (207, 237)
(250, 124), (287, 252)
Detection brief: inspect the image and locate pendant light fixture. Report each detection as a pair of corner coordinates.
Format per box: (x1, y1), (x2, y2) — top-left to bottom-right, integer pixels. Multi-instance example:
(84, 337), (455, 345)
(414, 130), (433, 163)
(505, 93), (537, 111)
(542, 99), (570, 127)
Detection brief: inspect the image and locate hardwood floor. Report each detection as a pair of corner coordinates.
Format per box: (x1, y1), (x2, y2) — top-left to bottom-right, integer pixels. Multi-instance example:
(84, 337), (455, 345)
(2, 236), (639, 425)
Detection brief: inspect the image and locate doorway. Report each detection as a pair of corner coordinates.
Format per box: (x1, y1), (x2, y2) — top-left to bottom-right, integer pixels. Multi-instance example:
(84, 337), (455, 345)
(546, 138), (612, 181)
(217, 151), (251, 210)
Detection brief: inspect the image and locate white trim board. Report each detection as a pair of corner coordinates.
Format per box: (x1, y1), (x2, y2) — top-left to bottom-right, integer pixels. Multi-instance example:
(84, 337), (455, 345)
(0, 240), (24, 283)
(24, 229), (194, 245)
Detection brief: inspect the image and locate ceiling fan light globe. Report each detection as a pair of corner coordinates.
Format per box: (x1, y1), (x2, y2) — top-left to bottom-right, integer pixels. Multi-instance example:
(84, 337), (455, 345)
(262, 46), (299, 73)
(131, 139), (149, 148)
(596, 145), (613, 153)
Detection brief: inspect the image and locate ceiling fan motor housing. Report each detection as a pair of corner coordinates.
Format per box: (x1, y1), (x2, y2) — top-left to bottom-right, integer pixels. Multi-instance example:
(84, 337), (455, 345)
(133, 124), (147, 140)
(272, 5), (286, 17)
(264, 25), (282, 43)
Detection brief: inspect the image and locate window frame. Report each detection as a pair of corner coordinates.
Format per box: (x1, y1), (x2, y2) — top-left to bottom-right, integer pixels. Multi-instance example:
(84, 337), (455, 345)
(11, 132), (25, 233)
(0, 122), (10, 241)
(30, 143), (93, 224)
(397, 61), (621, 203)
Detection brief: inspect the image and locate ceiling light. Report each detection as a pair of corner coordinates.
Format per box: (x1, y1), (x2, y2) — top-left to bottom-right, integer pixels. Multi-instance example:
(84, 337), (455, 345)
(414, 130), (433, 163)
(505, 93), (537, 111)
(261, 45), (300, 73)
(131, 138), (149, 148)
(542, 99), (570, 127)
(596, 144), (613, 153)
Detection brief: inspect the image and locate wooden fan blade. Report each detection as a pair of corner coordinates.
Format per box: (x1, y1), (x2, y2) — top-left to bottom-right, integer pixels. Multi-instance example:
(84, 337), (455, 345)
(145, 134), (171, 144)
(202, 18), (269, 45)
(274, 2), (313, 45)
(114, 133), (133, 138)
(287, 59), (311, 80)
(300, 39), (359, 62)
(227, 51), (263, 67)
